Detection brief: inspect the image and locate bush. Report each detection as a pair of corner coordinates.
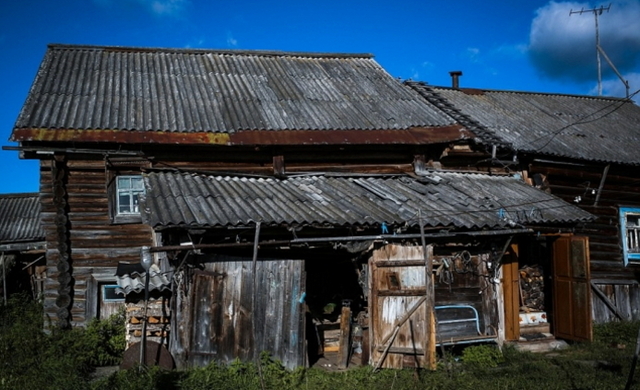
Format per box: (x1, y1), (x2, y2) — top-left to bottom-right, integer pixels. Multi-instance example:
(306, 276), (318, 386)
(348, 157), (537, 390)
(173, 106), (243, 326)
(0, 294), (127, 390)
(84, 308), (126, 366)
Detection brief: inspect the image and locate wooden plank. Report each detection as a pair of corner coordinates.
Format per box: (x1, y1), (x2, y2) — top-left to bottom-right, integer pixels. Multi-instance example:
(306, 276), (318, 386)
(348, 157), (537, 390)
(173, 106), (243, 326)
(503, 244), (520, 341)
(590, 282), (624, 320)
(337, 305), (351, 368)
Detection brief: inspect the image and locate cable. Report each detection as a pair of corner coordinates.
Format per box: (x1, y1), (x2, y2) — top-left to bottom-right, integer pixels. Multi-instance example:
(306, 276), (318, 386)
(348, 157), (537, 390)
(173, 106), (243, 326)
(531, 88), (640, 152)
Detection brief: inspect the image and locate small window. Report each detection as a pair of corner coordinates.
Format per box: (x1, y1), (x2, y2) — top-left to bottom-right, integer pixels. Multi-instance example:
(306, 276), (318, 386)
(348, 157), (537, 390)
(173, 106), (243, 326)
(117, 175), (144, 215)
(620, 207), (640, 265)
(102, 285), (125, 303)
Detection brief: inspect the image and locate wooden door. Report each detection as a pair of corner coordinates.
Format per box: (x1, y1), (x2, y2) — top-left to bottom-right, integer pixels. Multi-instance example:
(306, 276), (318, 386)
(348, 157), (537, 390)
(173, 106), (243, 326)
(188, 256), (306, 369)
(370, 244), (431, 369)
(552, 236), (592, 342)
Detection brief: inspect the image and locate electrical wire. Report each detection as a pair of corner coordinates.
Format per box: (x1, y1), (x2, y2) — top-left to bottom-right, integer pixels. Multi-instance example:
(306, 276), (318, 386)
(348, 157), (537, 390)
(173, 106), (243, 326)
(530, 88), (640, 153)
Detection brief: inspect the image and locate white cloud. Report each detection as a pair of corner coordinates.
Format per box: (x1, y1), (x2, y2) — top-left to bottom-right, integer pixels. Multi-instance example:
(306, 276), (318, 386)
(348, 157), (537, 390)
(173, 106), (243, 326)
(595, 72), (640, 101)
(150, 0), (188, 16)
(465, 47), (481, 63)
(185, 38), (206, 49)
(93, 0), (189, 17)
(226, 32), (238, 47)
(528, 1), (640, 82)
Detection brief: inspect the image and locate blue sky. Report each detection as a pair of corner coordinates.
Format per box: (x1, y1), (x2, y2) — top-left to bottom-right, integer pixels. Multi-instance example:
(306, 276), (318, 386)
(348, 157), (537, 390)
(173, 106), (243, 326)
(1, 0), (639, 194)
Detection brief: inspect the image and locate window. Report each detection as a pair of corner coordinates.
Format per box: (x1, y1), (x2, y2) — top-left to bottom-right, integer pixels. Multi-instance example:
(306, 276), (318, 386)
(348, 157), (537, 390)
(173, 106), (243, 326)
(116, 175), (144, 215)
(108, 173), (146, 224)
(101, 284), (125, 303)
(620, 207), (640, 265)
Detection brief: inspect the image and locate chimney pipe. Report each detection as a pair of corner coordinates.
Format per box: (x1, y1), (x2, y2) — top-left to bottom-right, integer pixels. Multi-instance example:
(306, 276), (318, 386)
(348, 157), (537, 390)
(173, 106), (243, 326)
(449, 71), (463, 89)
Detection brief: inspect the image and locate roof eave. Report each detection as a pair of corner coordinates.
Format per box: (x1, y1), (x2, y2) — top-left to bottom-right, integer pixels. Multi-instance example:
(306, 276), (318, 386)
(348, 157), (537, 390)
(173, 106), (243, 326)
(11, 126), (472, 146)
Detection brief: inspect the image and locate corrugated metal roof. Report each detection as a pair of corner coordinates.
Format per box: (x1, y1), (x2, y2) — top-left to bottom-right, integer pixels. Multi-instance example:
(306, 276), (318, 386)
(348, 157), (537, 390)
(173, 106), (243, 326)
(12, 44), (456, 140)
(140, 171), (593, 230)
(420, 85), (640, 165)
(0, 193), (45, 244)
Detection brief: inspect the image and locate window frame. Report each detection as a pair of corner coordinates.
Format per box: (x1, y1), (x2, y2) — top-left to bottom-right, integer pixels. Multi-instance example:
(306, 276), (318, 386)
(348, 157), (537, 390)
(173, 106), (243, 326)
(106, 158), (150, 224)
(619, 207), (640, 265)
(115, 175), (145, 216)
(101, 284), (126, 303)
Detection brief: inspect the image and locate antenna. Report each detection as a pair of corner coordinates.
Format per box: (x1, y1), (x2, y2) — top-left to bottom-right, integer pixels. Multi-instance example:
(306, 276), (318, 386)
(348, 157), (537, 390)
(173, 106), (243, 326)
(570, 4), (611, 95)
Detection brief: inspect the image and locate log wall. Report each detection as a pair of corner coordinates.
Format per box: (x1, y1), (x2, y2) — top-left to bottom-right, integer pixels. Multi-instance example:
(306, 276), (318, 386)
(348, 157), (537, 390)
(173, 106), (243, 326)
(528, 161), (640, 323)
(40, 157), (153, 327)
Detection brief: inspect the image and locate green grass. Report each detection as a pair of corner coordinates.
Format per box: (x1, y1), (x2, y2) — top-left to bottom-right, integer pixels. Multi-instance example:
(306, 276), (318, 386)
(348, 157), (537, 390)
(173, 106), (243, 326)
(2, 295), (640, 390)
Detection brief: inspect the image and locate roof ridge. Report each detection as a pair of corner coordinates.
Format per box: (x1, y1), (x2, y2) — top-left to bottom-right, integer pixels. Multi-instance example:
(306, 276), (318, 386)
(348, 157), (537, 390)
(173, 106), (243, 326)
(405, 81), (509, 147)
(432, 85), (629, 102)
(47, 43), (375, 59)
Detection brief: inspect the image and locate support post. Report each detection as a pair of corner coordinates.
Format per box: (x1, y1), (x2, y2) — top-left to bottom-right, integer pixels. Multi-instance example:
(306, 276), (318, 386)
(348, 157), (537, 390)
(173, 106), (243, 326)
(338, 300), (352, 368)
(419, 210), (436, 370)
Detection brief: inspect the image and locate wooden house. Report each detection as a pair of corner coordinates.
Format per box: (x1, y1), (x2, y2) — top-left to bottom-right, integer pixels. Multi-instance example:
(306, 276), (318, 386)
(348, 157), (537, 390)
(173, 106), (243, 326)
(7, 44), (593, 369)
(0, 193), (46, 302)
(406, 79), (640, 330)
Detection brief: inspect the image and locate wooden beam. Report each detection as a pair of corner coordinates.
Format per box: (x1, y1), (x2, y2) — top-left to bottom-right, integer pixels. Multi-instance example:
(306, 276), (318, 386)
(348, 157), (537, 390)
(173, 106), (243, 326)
(594, 164), (610, 207)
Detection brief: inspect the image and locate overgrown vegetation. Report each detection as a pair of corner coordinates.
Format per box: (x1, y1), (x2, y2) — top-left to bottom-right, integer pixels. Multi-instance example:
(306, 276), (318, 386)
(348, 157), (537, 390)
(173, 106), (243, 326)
(2, 294), (640, 389)
(0, 294), (125, 390)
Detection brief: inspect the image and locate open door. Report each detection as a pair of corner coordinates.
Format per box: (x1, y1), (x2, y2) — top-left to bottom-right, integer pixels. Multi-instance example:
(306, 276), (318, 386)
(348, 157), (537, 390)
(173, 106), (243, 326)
(552, 235), (592, 342)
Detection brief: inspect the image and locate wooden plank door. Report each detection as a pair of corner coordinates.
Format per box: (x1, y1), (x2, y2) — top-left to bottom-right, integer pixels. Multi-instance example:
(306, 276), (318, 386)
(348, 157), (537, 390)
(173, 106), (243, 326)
(552, 236), (592, 342)
(369, 244), (430, 369)
(188, 256), (306, 369)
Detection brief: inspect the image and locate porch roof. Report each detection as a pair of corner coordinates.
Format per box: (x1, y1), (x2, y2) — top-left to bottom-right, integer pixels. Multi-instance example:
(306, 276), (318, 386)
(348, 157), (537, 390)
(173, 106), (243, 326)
(140, 171), (594, 230)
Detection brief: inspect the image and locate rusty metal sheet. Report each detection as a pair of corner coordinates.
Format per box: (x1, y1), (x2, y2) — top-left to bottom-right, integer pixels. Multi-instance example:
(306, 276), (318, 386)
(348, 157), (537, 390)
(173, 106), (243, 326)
(10, 128), (231, 144)
(227, 126), (471, 145)
(12, 126), (471, 145)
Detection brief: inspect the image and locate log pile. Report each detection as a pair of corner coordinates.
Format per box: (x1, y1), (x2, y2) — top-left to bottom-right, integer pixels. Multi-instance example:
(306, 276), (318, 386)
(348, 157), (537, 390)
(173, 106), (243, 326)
(125, 300), (170, 347)
(519, 265), (545, 312)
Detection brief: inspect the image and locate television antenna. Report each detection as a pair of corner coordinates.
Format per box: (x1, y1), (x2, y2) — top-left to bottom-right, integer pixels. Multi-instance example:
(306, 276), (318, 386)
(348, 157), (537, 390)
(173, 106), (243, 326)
(570, 4), (630, 98)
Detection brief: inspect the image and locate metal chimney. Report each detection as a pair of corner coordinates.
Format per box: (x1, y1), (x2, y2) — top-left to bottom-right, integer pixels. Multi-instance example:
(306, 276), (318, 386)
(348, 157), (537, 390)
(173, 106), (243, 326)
(449, 71), (463, 89)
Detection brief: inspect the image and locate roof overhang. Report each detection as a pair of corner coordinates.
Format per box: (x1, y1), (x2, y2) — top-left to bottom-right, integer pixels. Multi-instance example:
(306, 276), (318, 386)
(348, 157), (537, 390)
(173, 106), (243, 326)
(11, 126), (471, 146)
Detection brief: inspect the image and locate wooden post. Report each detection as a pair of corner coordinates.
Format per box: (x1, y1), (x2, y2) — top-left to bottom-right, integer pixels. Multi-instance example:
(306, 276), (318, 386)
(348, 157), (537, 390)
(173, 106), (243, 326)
(338, 301), (352, 368)
(419, 210), (436, 370)
(503, 243), (520, 341)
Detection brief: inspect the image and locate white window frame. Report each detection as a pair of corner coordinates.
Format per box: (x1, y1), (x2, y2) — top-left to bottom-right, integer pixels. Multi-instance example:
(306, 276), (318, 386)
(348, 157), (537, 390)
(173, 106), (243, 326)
(116, 175), (145, 215)
(619, 207), (640, 265)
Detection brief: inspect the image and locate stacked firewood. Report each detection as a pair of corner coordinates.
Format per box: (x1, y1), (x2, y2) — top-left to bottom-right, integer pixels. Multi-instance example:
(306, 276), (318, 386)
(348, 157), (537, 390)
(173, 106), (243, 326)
(519, 265), (545, 312)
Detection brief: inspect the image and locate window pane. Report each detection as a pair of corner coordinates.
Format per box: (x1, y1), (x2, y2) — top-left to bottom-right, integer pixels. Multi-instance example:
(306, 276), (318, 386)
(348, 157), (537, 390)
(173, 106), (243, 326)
(119, 193), (131, 213)
(132, 193), (140, 213)
(115, 175), (145, 216)
(627, 214), (640, 254)
(102, 285), (125, 302)
(117, 177), (131, 190)
(131, 176), (144, 189)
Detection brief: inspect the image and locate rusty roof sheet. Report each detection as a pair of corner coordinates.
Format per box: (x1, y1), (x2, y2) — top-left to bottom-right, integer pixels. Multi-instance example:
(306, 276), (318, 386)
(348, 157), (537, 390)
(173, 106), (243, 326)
(140, 171), (593, 230)
(0, 193), (44, 244)
(417, 84), (640, 165)
(12, 45), (458, 144)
